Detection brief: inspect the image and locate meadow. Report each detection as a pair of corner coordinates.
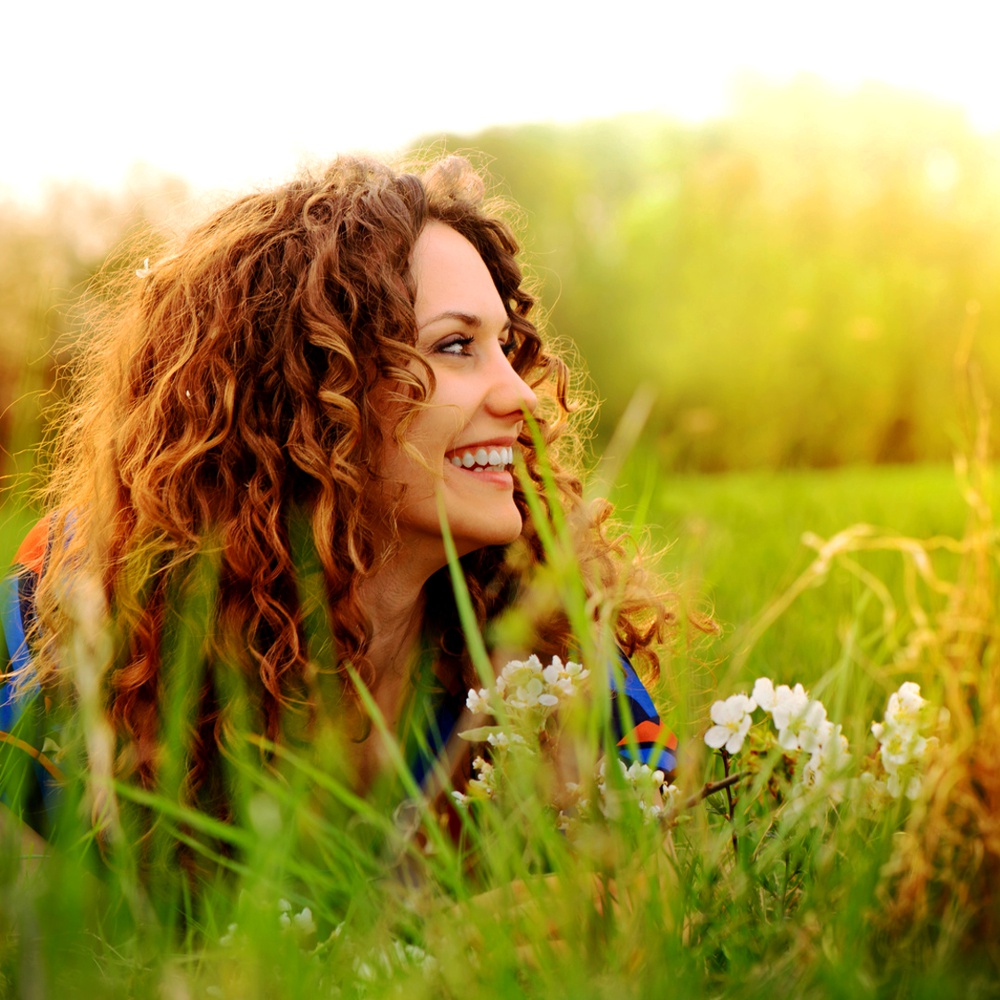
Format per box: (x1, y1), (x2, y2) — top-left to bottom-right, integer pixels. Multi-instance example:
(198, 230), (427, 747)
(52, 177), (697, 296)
(2, 452), (996, 998)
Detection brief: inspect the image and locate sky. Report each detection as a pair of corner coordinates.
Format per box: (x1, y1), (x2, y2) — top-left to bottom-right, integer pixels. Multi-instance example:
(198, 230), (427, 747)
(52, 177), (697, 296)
(5, 0), (1000, 205)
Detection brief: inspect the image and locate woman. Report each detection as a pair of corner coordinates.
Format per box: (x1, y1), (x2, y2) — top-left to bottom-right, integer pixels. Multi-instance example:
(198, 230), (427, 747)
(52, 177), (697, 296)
(1, 155), (678, 841)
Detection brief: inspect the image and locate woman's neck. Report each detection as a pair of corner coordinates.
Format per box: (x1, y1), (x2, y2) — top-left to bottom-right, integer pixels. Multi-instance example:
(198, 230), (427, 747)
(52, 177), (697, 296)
(341, 569), (428, 792)
(357, 568), (428, 727)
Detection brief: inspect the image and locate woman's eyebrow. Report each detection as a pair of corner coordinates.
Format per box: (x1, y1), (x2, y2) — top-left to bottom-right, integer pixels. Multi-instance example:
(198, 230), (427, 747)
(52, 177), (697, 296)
(419, 310), (512, 333)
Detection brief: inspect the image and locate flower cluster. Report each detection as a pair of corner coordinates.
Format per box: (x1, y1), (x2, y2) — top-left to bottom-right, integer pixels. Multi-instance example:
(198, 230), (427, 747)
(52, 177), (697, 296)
(352, 939), (437, 982)
(278, 898), (316, 936)
(704, 677), (936, 804)
(704, 680), (850, 810)
(457, 656), (589, 808)
(465, 654), (589, 738)
(463, 756), (496, 802)
(458, 656), (677, 824)
(870, 682), (935, 800)
(554, 758), (681, 831)
(219, 898), (316, 948)
(752, 679), (840, 755)
(600, 759), (680, 822)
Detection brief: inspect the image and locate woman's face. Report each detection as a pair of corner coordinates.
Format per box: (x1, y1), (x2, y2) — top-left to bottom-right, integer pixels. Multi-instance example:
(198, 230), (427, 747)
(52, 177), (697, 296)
(381, 221), (538, 564)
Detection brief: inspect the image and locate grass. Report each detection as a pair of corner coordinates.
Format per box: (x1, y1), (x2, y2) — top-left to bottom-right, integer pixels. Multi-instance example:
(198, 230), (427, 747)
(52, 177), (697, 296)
(2, 457), (998, 998)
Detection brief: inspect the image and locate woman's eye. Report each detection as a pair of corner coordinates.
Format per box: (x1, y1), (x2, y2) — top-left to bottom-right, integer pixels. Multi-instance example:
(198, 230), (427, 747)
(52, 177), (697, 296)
(438, 336), (474, 356)
(501, 337), (517, 358)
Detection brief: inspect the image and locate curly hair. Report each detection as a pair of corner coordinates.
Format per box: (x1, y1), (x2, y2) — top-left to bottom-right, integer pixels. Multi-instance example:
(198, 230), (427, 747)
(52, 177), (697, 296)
(33, 155), (680, 804)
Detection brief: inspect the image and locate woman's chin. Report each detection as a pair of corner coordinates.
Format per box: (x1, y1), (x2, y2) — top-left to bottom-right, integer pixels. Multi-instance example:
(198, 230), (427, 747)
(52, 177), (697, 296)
(451, 510), (524, 555)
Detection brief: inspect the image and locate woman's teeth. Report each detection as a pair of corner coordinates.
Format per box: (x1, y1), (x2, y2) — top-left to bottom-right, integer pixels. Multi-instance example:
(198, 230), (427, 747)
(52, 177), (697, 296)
(450, 446), (514, 471)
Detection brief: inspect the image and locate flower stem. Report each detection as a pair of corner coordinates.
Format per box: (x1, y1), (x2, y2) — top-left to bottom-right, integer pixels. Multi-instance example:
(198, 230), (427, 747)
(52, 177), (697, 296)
(684, 772), (743, 808)
(722, 750), (739, 862)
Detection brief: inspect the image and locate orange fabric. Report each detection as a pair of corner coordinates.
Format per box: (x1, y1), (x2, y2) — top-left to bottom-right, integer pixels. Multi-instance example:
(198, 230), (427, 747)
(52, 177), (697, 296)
(13, 515), (51, 575)
(617, 719), (677, 749)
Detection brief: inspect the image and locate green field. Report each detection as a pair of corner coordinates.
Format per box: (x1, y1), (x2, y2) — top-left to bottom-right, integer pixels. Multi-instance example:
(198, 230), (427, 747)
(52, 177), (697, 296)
(3, 459), (995, 999)
(613, 459), (969, 693)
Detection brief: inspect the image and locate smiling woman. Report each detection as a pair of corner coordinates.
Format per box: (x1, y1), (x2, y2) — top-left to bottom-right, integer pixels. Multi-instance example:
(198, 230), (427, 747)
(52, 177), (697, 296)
(0, 155), (689, 866)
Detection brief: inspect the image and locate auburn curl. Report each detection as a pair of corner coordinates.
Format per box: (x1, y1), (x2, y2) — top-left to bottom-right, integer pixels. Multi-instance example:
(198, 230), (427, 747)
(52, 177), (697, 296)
(33, 155), (682, 801)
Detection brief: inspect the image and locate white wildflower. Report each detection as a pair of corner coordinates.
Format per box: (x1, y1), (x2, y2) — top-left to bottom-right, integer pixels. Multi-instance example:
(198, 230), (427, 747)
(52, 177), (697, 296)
(291, 907), (315, 935)
(886, 771), (923, 800)
(486, 731), (526, 748)
(352, 939), (438, 984)
(768, 683), (810, 734)
(507, 675), (551, 710)
(818, 723), (849, 763)
(800, 725), (851, 801)
(596, 757), (610, 796)
(621, 761), (670, 822)
(391, 940), (438, 975)
(885, 681), (927, 729)
(751, 677), (778, 712)
(704, 692), (757, 754)
(776, 698), (830, 754)
(465, 687), (491, 714)
(464, 756), (496, 800)
(135, 257), (151, 278)
(621, 760), (667, 789)
(541, 656), (589, 698)
(498, 654), (544, 691)
(860, 770), (889, 801)
(597, 759), (675, 824)
(753, 679), (832, 752)
(870, 682), (933, 800)
(876, 725), (927, 772)
(277, 899), (315, 937)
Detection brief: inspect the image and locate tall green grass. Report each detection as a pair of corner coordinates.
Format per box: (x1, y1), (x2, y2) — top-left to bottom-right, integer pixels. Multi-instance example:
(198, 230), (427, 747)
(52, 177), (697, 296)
(1, 454), (997, 998)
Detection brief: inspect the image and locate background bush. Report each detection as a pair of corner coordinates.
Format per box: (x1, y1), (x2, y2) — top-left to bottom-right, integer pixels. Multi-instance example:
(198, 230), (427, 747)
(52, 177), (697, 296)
(6, 79), (1000, 474)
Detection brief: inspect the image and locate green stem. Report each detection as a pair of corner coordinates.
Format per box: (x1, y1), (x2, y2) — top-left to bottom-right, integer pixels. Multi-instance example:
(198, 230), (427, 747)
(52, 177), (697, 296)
(722, 750), (739, 863)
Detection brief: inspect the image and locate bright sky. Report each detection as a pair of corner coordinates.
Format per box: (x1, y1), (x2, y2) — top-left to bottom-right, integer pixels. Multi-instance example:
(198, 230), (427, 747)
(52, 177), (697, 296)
(5, 0), (1000, 204)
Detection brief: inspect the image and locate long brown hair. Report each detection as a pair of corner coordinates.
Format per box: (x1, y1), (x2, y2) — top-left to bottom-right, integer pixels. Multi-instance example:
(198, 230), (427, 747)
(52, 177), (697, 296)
(33, 155), (678, 801)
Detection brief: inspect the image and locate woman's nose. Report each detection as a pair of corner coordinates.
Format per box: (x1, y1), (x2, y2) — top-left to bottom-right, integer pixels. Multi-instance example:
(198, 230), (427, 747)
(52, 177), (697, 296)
(488, 348), (538, 418)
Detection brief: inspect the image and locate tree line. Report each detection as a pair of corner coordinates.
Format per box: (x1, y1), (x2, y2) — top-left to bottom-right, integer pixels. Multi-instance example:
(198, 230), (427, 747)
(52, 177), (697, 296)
(5, 78), (1000, 475)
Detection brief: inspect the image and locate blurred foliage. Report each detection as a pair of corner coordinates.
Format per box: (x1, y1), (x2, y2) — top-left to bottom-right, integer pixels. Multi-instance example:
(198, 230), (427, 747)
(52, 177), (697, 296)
(0, 170), (192, 491)
(5, 77), (1000, 473)
(436, 77), (1000, 469)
